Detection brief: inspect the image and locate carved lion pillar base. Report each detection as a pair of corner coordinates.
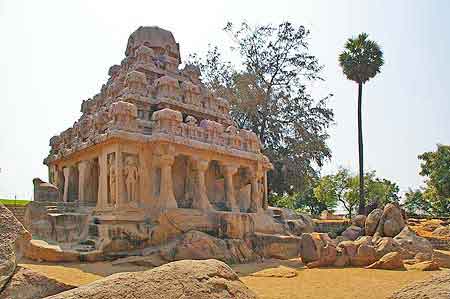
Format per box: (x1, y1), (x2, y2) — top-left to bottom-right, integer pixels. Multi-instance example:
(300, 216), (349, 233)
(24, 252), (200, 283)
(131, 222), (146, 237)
(158, 154), (178, 210)
(222, 164), (239, 213)
(191, 157), (213, 211)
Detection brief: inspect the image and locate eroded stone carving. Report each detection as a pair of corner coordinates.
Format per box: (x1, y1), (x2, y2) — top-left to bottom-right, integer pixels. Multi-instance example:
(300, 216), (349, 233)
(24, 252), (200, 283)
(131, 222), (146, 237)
(124, 155), (139, 203)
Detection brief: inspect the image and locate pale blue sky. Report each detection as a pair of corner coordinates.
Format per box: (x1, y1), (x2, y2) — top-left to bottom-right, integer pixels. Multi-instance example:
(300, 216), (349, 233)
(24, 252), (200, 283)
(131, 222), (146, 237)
(0, 0), (449, 199)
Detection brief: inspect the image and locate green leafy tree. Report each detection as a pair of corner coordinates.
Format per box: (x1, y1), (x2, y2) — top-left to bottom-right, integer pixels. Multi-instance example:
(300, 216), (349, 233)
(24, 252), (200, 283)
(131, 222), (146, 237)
(314, 169), (398, 218)
(270, 179), (334, 216)
(314, 168), (355, 217)
(403, 188), (431, 216)
(419, 144), (450, 199)
(364, 171), (400, 211)
(404, 145), (450, 217)
(339, 33), (384, 214)
(189, 22), (334, 197)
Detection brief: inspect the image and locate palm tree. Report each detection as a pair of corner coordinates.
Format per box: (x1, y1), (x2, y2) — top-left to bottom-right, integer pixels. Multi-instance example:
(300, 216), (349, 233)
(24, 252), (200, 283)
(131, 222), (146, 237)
(339, 33), (383, 215)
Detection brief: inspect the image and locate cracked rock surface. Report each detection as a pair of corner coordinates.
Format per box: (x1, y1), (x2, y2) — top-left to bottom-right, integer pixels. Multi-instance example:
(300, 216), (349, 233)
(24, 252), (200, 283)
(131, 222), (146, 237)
(43, 259), (257, 299)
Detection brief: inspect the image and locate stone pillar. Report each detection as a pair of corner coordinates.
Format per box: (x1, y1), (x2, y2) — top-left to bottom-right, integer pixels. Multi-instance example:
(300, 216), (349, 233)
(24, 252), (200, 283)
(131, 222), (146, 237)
(96, 152), (108, 210)
(115, 148), (125, 208)
(191, 157), (213, 211)
(158, 154), (177, 209)
(62, 167), (71, 202)
(222, 164), (239, 212)
(249, 169), (263, 213)
(78, 161), (88, 204)
(139, 148), (152, 205)
(263, 171), (268, 210)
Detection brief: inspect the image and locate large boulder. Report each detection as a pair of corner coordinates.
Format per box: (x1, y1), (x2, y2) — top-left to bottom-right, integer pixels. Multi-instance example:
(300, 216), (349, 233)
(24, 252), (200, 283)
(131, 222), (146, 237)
(306, 243), (337, 268)
(394, 226), (433, 259)
(352, 215), (367, 228)
(171, 231), (257, 264)
(43, 259), (257, 299)
(375, 204), (406, 237)
(250, 233), (301, 260)
(286, 215), (314, 235)
(365, 208), (383, 236)
(299, 233), (331, 264)
(341, 225), (364, 241)
(390, 272), (450, 299)
(0, 204), (31, 292)
(408, 260), (440, 271)
(373, 237), (402, 259)
(366, 252), (405, 270)
(433, 250), (450, 268)
(0, 267), (74, 299)
(351, 244), (378, 266)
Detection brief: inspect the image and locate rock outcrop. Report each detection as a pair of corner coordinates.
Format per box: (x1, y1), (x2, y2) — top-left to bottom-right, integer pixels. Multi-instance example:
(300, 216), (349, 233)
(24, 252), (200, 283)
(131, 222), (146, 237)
(352, 215), (366, 228)
(366, 252), (405, 270)
(0, 204), (31, 293)
(0, 267), (74, 299)
(341, 225), (364, 241)
(43, 259), (257, 299)
(365, 208), (383, 236)
(408, 260), (440, 271)
(393, 226), (433, 259)
(390, 272), (450, 299)
(374, 204), (406, 238)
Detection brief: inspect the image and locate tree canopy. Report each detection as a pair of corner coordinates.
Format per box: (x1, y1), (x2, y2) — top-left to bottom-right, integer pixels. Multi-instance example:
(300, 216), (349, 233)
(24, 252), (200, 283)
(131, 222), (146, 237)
(338, 33), (384, 84)
(314, 169), (399, 218)
(189, 22), (334, 197)
(270, 168), (399, 217)
(406, 145), (450, 217)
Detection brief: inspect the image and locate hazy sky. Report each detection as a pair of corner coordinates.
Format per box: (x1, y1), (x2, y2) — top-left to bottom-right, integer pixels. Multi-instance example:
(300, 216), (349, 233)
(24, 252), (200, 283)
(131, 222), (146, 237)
(1, 0), (449, 199)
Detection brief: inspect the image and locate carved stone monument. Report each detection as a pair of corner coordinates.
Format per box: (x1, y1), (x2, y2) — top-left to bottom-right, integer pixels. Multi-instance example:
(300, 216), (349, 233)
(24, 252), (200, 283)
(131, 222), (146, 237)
(25, 26), (310, 263)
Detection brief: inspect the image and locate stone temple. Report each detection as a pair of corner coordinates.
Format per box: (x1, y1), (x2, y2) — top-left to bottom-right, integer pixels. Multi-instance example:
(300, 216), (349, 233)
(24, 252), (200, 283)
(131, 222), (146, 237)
(25, 26), (313, 262)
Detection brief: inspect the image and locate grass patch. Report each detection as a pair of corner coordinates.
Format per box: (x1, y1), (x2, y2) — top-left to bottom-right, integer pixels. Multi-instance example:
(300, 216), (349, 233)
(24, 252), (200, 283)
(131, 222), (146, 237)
(0, 199), (31, 206)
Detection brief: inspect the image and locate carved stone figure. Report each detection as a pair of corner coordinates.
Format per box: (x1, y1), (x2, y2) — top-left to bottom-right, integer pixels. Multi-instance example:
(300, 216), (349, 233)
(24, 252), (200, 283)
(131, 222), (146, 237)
(108, 155), (117, 206)
(124, 156), (139, 203)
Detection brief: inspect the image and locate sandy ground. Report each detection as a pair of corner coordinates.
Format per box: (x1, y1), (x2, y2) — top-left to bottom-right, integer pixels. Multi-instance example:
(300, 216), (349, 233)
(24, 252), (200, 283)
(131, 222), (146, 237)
(19, 258), (440, 299)
(236, 259), (438, 299)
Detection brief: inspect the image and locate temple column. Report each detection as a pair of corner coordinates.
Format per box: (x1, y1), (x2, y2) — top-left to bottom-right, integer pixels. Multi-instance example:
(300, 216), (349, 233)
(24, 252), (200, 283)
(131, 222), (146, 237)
(78, 161), (88, 204)
(96, 152), (108, 209)
(139, 147), (152, 205)
(249, 168), (263, 213)
(222, 163), (239, 212)
(158, 154), (177, 209)
(263, 171), (268, 210)
(191, 157), (213, 211)
(62, 167), (71, 202)
(115, 148), (126, 208)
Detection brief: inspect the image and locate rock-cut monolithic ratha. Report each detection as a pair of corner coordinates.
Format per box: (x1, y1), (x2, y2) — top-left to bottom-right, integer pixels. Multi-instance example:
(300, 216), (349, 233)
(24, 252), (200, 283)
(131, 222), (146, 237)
(25, 26), (312, 262)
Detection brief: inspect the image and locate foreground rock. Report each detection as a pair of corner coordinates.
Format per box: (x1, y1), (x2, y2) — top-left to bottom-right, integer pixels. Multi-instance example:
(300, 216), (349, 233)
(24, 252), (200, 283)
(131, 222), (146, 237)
(390, 272), (450, 299)
(394, 226), (433, 259)
(0, 203), (31, 292)
(366, 252), (405, 270)
(0, 267), (74, 299)
(44, 259), (257, 299)
(408, 260), (440, 271)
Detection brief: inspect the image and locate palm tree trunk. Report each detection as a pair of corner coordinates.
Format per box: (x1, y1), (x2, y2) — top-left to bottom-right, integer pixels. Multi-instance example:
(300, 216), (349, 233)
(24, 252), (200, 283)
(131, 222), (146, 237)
(357, 82), (365, 215)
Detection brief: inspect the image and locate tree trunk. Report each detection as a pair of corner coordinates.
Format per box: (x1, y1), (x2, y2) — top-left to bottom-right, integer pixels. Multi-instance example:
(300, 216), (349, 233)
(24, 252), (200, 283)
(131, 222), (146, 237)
(357, 82), (365, 215)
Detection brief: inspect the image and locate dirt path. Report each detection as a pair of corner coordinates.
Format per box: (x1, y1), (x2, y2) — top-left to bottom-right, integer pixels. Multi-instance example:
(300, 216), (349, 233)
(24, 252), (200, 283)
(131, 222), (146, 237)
(19, 258), (438, 299)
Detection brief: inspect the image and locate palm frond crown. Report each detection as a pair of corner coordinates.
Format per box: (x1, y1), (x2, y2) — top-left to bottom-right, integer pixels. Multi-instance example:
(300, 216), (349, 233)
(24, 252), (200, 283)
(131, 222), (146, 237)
(339, 33), (384, 84)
